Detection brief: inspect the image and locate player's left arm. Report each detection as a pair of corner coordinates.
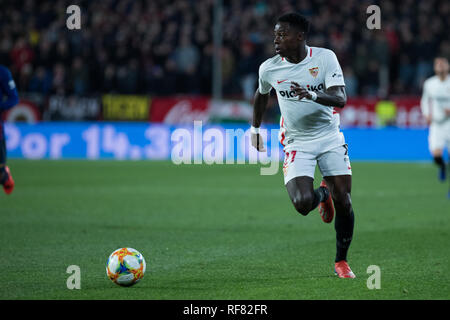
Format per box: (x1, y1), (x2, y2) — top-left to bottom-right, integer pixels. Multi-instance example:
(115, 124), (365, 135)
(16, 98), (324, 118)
(291, 50), (347, 108)
(291, 83), (347, 108)
(0, 66), (19, 110)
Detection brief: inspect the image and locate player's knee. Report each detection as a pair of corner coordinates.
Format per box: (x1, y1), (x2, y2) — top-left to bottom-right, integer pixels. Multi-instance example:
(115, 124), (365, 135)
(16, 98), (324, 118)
(292, 193), (314, 216)
(332, 191), (352, 213)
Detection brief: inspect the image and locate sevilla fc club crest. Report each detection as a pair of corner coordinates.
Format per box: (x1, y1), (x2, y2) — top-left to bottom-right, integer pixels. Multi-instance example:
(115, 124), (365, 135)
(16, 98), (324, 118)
(309, 67), (319, 78)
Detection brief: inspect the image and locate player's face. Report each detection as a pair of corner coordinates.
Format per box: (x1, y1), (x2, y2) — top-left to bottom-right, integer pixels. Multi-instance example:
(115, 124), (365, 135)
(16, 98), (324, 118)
(273, 22), (301, 57)
(434, 58), (449, 75)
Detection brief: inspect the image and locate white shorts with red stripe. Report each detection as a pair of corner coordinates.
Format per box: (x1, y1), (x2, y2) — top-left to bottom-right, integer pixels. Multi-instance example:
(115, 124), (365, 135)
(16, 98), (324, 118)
(282, 136), (352, 185)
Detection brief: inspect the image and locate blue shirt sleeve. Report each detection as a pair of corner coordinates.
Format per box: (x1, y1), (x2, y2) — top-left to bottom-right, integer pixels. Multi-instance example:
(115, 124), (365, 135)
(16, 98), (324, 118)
(0, 65), (19, 110)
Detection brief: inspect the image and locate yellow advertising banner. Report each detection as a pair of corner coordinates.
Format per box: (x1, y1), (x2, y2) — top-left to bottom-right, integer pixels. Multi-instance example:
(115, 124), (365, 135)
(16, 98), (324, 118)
(102, 95), (150, 121)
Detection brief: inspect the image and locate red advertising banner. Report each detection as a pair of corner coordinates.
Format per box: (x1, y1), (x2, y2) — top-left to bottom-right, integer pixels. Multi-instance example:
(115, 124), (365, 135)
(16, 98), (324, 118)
(335, 97), (426, 128)
(150, 96), (210, 124)
(2, 99), (41, 123)
(148, 96), (425, 128)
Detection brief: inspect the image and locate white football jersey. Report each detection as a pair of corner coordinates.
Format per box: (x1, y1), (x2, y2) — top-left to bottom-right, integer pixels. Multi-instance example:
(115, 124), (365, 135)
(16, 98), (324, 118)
(258, 45), (346, 152)
(420, 75), (450, 124)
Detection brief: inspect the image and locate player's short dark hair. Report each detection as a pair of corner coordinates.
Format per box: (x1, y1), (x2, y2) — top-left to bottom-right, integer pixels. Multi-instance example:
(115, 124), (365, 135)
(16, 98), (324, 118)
(277, 13), (310, 33)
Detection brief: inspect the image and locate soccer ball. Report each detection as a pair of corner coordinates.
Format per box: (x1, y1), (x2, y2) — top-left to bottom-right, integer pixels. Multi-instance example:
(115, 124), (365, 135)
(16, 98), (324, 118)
(106, 248), (146, 286)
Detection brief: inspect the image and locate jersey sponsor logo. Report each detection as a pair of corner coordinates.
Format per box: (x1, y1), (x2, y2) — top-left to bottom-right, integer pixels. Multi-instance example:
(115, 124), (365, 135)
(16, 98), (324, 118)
(306, 83), (324, 92)
(309, 67), (319, 78)
(279, 90), (297, 99)
(278, 83), (324, 98)
(332, 72), (343, 78)
(277, 79), (288, 84)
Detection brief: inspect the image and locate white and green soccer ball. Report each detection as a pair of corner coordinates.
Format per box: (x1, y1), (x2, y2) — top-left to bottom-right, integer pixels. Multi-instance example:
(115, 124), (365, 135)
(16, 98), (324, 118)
(106, 248), (146, 287)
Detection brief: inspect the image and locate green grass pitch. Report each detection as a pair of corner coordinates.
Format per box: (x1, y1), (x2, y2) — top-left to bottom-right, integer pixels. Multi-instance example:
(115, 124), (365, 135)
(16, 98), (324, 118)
(0, 160), (449, 300)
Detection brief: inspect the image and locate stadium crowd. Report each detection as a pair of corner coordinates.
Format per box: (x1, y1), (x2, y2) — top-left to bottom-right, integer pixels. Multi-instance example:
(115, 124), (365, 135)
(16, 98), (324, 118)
(0, 0), (449, 100)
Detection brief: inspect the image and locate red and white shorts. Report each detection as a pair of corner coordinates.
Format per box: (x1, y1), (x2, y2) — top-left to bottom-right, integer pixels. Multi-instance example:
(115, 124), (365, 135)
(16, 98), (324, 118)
(283, 144), (352, 185)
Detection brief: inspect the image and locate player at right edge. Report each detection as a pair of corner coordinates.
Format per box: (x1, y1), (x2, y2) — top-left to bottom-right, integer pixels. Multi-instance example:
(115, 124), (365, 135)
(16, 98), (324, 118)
(251, 13), (356, 278)
(420, 57), (450, 198)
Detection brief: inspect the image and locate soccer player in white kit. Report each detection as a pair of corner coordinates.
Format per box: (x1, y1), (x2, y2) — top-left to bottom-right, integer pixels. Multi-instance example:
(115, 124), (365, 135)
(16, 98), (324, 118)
(251, 13), (355, 278)
(420, 57), (450, 196)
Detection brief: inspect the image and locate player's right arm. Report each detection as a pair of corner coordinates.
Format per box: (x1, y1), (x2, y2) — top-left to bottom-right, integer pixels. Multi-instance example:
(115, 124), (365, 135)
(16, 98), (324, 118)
(420, 80), (431, 125)
(251, 90), (269, 152)
(251, 63), (272, 152)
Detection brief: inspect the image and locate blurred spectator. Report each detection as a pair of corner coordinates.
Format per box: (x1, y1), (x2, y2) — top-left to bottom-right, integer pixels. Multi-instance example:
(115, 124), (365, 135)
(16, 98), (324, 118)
(0, 35), (13, 66)
(52, 63), (67, 95)
(28, 66), (52, 94)
(161, 59), (178, 95)
(55, 40), (71, 66)
(172, 36), (201, 93)
(173, 37), (200, 75)
(221, 47), (236, 94)
(35, 39), (55, 69)
(343, 67), (358, 98)
(361, 60), (381, 97)
(0, 0), (448, 98)
(18, 63), (33, 91)
(237, 43), (259, 101)
(10, 37), (34, 73)
(71, 57), (90, 95)
(102, 64), (116, 93)
(398, 54), (415, 89)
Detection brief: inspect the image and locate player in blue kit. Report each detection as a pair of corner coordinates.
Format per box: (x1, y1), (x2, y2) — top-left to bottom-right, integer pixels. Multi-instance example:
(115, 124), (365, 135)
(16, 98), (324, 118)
(0, 65), (19, 194)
